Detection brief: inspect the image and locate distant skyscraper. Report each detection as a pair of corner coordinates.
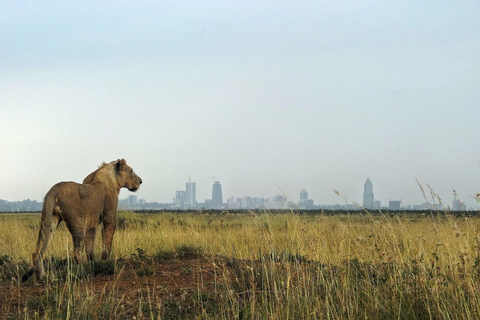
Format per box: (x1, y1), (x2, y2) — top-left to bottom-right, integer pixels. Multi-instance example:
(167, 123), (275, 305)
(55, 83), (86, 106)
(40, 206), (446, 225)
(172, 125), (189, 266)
(300, 189), (308, 201)
(452, 193), (466, 211)
(128, 195), (138, 207)
(175, 190), (186, 209)
(185, 180), (196, 209)
(388, 200), (401, 210)
(363, 178), (374, 209)
(212, 181), (223, 208)
(298, 189), (314, 209)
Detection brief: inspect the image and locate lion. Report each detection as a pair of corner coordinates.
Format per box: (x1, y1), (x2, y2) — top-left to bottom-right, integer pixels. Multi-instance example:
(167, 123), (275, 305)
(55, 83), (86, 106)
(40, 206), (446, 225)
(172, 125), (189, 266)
(22, 159), (142, 281)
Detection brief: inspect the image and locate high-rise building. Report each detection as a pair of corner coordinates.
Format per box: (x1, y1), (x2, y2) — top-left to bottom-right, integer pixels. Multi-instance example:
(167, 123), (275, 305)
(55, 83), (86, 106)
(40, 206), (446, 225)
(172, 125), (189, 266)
(185, 181), (196, 209)
(298, 189), (314, 209)
(300, 189), (308, 201)
(363, 178), (374, 209)
(174, 190), (186, 209)
(388, 200), (401, 210)
(452, 193), (466, 211)
(128, 195), (138, 207)
(212, 181), (223, 208)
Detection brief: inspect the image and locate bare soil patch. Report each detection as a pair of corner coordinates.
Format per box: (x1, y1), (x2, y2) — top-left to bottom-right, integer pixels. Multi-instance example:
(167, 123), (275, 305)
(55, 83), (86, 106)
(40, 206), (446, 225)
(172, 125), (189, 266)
(0, 257), (224, 319)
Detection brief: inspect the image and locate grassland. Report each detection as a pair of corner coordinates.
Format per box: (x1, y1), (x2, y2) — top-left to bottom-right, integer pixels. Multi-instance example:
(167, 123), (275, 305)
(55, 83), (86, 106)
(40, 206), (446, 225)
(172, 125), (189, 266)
(1, 210), (480, 319)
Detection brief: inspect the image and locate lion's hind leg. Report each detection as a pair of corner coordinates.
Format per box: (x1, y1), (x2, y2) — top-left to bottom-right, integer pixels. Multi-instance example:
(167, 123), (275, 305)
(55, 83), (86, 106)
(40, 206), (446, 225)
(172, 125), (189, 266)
(32, 212), (62, 281)
(70, 231), (85, 264)
(101, 218), (116, 260)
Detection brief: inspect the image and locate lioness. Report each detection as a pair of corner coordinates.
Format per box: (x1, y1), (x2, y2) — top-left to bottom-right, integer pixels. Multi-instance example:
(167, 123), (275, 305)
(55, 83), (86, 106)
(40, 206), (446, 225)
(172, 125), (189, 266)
(23, 159), (142, 281)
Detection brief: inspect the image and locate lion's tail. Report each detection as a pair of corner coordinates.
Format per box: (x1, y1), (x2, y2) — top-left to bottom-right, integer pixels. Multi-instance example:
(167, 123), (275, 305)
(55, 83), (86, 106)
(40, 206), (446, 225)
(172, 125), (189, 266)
(38, 192), (56, 248)
(22, 192), (57, 282)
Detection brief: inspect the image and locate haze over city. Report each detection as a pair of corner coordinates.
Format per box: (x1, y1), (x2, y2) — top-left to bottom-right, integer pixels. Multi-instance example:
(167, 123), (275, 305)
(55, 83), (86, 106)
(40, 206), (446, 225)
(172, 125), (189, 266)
(1, 2), (479, 209)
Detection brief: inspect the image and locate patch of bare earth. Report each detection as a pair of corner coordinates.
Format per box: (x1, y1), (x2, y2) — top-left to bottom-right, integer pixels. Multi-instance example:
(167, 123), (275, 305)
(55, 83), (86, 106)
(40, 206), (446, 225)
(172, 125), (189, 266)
(0, 257), (225, 318)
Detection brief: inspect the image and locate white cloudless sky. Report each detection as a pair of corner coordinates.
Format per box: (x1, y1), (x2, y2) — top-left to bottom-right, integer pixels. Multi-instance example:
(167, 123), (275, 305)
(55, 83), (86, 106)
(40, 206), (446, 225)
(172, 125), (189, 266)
(1, 1), (479, 208)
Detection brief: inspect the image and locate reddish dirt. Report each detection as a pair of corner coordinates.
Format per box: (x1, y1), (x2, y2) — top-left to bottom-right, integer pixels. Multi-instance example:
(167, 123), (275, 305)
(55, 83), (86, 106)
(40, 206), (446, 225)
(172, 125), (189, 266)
(0, 257), (227, 318)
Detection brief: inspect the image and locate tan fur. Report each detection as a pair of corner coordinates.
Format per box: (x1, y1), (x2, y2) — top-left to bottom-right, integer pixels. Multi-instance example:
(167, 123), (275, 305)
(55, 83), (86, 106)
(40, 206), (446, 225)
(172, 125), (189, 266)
(25, 159), (142, 281)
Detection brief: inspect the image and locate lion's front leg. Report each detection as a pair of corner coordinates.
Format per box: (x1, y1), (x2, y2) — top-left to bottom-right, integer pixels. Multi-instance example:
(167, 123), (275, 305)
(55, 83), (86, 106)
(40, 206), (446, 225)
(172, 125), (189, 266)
(101, 219), (116, 260)
(84, 227), (97, 261)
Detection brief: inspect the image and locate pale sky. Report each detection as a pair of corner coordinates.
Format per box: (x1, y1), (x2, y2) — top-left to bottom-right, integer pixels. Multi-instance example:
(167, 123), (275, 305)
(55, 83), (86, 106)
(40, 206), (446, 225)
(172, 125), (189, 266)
(1, 1), (479, 209)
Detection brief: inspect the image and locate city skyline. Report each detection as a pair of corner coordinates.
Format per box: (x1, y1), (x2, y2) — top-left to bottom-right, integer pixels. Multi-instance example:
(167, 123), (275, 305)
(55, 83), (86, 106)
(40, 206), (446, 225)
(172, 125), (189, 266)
(119, 177), (475, 211)
(1, 174), (477, 211)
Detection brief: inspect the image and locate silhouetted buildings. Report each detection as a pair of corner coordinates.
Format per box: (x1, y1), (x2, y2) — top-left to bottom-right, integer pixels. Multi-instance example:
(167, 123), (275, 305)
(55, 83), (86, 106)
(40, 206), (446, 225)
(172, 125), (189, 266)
(388, 200), (401, 210)
(171, 179), (197, 209)
(108, 177), (477, 211)
(298, 189), (314, 209)
(174, 191), (186, 209)
(363, 178), (374, 209)
(300, 189), (308, 201)
(128, 195), (137, 207)
(264, 195), (291, 209)
(118, 196), (161, 210)
(452, 193), (466, 211)
(227, 196), (265, 209)
(185, 180), (196, 209)
(211, 181), (223, 208)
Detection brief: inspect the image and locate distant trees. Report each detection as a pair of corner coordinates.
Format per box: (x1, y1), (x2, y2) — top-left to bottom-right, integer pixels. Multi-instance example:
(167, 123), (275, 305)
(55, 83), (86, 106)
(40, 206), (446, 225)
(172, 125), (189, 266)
(0, 199), (42, 212)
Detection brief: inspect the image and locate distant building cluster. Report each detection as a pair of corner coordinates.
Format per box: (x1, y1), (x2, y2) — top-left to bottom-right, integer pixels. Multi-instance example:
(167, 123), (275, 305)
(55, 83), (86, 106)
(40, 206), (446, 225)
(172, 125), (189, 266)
(226, 195), (302, 210)
(122, 179), (315, 210)
(116, 177), (470, 211)
(452, 192), (467, 211)
(362, 178), (467, 211)
(298, 189), (314, 209)
(226, 196), (265, 209)
(170, 180), (299, 210)
(173, 180), (197, 209)
(362, 178), (404, 210)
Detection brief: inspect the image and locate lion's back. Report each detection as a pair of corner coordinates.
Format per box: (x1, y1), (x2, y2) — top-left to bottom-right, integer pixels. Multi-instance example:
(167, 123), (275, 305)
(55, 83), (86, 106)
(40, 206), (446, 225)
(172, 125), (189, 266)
(45, 182), (103, 216)
(47, 181), (81, 198)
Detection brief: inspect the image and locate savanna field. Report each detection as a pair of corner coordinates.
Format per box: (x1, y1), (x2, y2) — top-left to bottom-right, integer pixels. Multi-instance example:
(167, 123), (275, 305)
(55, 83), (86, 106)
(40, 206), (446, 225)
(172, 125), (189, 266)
(1, 210), (480, 319)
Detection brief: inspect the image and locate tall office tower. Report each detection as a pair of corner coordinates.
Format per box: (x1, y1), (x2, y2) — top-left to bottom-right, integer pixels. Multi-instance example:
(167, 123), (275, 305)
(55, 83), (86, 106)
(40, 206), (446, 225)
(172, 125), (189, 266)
(175, 190), (186, 209)
(452, 193), (466, 211)
(185, 180), (196, 209)
(128, 195), (138, 208)
(298, 189), (314, 209)
(212, 181), (223, 208)
(300, 189), (308, 201)
(363, 178), (374, 209)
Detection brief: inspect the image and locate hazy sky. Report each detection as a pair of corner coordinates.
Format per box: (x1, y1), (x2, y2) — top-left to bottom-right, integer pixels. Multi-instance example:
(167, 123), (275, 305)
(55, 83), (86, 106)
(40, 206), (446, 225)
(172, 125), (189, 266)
(1, 1), (479, 209)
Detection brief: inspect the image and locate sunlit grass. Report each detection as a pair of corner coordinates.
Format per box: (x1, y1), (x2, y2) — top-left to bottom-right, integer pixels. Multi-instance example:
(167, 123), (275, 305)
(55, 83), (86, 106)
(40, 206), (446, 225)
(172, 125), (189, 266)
(2, 210), (480, 318)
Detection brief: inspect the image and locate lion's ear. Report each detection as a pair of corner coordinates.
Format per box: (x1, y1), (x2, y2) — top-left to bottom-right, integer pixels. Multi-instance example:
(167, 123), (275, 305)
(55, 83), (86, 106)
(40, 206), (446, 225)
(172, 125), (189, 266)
(115, 159), (126, 172)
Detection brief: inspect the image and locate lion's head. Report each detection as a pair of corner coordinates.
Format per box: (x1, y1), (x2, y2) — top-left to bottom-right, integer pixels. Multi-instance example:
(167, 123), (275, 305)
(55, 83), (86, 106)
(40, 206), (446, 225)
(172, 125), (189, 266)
(115, 159), (143, 191)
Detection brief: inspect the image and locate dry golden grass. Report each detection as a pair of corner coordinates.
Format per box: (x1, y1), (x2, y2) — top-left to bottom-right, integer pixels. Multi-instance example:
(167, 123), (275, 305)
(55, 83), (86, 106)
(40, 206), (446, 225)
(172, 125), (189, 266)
(2, 210), (480, 319)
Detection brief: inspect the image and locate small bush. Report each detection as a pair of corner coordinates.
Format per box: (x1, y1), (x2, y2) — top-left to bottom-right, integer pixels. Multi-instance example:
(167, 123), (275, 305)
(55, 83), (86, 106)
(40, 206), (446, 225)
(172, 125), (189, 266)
(175, 244), (204, 259)
(154, 245), (205, 262)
